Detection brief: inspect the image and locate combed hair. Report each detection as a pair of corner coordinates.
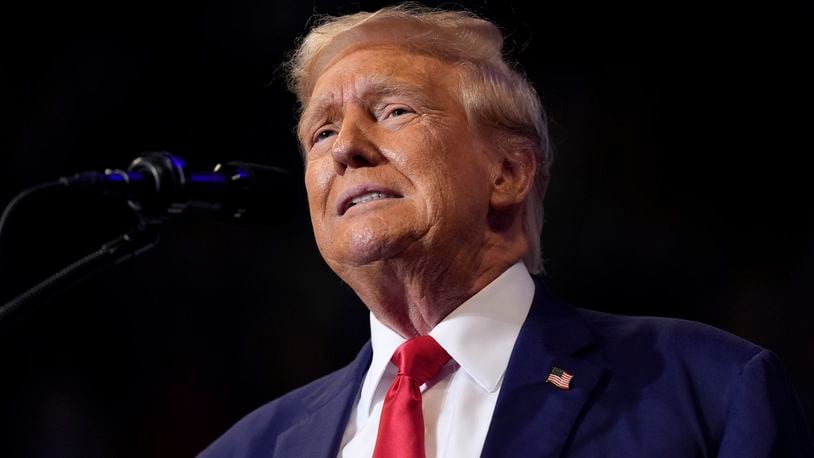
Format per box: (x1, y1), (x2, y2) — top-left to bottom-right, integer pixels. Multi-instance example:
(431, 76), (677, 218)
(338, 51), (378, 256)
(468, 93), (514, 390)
(285, 3), (552, 274)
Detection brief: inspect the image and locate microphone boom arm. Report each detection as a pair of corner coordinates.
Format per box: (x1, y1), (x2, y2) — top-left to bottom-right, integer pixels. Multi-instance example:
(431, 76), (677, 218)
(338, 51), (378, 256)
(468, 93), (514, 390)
(0, 223), (160, 323)
(0, 152), (292, 323)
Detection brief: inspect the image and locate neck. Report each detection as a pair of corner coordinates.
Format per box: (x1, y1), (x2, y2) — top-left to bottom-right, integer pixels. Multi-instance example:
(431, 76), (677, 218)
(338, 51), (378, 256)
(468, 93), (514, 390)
(337, 234), (528, 337)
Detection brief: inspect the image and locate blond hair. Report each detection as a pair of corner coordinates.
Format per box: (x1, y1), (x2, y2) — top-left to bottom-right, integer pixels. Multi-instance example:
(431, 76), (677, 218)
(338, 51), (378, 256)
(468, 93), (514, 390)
(286, 3), (552, 274)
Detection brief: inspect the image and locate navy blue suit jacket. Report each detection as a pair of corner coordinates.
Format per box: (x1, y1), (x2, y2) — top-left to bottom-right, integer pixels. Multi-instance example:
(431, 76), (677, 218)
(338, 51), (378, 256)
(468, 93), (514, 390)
(200, 282), (813, 457)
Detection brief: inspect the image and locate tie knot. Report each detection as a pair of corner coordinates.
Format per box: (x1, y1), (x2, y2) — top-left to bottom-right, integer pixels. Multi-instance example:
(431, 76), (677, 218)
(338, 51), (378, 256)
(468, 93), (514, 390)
(391, 335), (451, 386)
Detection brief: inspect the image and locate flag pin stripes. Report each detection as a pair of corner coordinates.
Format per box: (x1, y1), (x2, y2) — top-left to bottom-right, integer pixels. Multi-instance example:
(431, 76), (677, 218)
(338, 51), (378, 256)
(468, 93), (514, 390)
(546, 366), (574, 390)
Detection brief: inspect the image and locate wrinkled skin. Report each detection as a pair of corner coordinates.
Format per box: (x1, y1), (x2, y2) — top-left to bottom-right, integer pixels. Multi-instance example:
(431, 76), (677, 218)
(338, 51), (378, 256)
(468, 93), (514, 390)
(301, 45), (534, 337)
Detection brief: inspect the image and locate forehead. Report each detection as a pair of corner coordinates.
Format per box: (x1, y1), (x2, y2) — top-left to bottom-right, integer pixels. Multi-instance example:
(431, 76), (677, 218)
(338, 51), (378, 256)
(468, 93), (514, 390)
(300, 46), (461, 123)
(313, 45), (446, 88)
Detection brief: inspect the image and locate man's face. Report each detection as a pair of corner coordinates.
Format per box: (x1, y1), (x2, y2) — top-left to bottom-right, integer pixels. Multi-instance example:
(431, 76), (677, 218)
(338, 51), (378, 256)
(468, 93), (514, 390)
(301, 46), (497, 271)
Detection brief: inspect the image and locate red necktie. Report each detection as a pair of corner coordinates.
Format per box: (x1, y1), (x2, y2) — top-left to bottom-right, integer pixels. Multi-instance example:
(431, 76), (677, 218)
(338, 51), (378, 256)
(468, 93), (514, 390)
(372, 335), (451, 458)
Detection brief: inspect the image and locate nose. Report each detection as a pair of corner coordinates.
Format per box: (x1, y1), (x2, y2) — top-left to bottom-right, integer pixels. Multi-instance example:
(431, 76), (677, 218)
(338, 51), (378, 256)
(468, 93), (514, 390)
(331, 114), (384, 174)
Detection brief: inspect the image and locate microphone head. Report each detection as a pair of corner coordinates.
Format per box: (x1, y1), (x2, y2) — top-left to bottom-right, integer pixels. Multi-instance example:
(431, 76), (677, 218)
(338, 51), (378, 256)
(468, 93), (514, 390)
(125, 152), (186, 216)
(122, 152), (299, 225)
(61, 152), (300, 225)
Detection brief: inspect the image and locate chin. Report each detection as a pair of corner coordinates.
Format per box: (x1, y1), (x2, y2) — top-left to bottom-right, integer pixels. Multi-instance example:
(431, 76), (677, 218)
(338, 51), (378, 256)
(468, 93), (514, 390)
(327, 226), (412, 268)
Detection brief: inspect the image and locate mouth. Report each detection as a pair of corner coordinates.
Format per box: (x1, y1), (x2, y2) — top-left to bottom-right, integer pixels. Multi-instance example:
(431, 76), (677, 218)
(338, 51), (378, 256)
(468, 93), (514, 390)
(338, 187), (403, 215)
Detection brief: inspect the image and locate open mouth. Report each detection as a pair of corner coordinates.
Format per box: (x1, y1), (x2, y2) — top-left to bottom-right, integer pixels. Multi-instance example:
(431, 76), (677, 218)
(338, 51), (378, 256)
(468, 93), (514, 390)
(339, 189), (402, 215)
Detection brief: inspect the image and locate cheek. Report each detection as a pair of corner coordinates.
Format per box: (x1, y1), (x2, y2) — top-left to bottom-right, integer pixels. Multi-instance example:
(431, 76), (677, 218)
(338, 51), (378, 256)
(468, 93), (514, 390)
(425, 159), (493, 223)
(304, 159), (334, 209)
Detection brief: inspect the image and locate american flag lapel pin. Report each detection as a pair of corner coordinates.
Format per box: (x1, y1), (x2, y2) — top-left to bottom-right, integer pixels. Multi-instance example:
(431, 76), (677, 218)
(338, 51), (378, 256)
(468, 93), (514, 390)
(546, 366), (574, 390)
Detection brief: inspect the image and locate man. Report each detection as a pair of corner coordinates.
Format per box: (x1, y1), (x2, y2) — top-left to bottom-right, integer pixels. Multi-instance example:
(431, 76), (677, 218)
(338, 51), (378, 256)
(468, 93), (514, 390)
(200, 5), (813, 457)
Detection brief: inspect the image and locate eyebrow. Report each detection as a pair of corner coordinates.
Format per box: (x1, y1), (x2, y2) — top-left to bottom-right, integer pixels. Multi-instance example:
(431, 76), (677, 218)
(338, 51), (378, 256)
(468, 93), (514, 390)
(360, 74), (431, 104)
(298, 75), (432, 142)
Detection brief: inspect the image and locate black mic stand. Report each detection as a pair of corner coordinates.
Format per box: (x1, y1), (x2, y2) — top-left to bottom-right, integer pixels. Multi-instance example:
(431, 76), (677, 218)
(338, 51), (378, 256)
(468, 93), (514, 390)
(0, 152), (292, 323)
(0, 218), (160, 323)
(0, 152), (176, 323)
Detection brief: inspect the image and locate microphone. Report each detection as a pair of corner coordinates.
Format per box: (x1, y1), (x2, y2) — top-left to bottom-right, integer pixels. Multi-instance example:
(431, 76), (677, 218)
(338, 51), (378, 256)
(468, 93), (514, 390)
(60, 152), (296, 223)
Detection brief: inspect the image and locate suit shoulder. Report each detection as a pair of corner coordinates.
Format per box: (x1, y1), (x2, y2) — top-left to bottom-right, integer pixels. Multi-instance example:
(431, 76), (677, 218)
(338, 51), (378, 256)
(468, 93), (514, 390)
(197, 370), (343, 457)
(568, 309), (813, 455)
(575, 308), (763, 369)
(198, 344), (371, 457)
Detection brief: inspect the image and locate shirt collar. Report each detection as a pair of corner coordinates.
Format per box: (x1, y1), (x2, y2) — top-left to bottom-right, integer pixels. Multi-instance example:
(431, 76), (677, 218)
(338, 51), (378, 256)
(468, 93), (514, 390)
(360, 262), (535, 414)
(430, 262), (535, 392)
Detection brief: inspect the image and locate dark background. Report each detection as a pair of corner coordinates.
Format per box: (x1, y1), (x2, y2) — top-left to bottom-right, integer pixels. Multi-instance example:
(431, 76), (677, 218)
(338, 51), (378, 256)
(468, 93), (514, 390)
(1, 0), (812, 456)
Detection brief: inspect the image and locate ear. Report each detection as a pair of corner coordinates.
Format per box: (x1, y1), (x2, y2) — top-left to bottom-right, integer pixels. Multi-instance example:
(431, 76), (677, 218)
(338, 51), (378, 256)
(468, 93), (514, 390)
(490, 147), (537, 211)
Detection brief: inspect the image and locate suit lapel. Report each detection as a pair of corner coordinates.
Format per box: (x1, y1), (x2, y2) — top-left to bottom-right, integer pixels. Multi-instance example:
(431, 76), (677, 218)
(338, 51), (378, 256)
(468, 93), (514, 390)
(274, 343), (372, 457)
(481, 281), (607, 458)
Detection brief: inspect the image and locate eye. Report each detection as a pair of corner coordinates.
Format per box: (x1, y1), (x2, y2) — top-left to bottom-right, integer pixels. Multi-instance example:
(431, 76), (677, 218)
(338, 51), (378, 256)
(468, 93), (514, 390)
(385, 105), (413, 119)
(389, 108), (409, 117)
(313, 128), (336, 144)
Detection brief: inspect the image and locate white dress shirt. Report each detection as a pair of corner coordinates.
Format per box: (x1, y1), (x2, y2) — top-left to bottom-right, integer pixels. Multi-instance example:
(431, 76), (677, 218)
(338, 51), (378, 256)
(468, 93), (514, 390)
(339, 262), (535, 458)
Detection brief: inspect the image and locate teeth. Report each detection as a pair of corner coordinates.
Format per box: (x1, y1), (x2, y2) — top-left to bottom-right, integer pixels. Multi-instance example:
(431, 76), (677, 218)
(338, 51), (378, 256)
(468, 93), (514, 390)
(350, 192), (395, 206)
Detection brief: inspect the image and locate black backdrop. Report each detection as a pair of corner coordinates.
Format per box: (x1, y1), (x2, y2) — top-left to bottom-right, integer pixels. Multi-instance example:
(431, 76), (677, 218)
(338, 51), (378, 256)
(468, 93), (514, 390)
(1, 0), (812, 456)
